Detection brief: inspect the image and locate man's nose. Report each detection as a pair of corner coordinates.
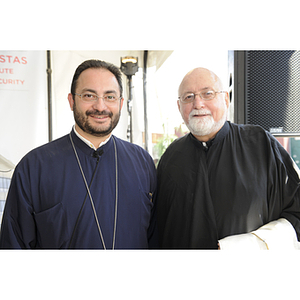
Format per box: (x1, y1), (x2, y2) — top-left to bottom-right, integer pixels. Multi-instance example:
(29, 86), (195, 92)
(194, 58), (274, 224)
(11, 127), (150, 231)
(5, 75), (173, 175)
(92, 97), (108, 110)
(193, 94), (206, 109)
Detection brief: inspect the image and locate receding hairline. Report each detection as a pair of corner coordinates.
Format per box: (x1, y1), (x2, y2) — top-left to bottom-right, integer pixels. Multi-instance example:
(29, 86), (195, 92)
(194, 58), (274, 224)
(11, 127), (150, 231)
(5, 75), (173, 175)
(70, 59), (123, 97)
(178, 67), (224, 96)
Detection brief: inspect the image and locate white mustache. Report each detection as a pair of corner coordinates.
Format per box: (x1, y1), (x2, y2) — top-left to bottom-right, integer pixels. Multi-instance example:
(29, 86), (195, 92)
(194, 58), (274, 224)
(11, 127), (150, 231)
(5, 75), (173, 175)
(189, 109), (212, 117)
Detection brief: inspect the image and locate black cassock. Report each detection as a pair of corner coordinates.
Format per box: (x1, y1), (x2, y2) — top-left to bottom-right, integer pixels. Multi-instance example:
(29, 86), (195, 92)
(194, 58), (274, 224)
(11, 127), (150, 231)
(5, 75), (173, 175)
(156, 121), (300, 249)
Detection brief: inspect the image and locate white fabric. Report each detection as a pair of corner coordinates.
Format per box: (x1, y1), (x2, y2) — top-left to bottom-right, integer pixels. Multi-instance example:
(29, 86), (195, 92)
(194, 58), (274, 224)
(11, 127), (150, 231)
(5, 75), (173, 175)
(219, 232), (267, 250)
(253, 218), (300, 250)
(218, 218), (300, 250)
(73, 125), (111, 150)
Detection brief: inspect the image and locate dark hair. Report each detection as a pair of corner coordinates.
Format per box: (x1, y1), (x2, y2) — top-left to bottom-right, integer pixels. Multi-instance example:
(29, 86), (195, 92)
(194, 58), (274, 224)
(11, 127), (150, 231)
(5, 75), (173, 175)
(70, 59), (123, 96)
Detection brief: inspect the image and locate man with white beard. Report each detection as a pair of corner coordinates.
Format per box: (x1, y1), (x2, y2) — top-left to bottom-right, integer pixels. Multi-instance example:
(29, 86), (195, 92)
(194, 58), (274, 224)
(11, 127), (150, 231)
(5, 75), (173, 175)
(178, 68), (228, 142)
(156, 67), (300, 250)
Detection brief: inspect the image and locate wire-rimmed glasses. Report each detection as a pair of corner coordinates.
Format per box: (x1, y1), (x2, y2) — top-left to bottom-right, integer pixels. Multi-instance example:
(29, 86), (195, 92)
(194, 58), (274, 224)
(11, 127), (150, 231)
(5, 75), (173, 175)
(75, 92), (122, 104)
(179, 89), (227, 104)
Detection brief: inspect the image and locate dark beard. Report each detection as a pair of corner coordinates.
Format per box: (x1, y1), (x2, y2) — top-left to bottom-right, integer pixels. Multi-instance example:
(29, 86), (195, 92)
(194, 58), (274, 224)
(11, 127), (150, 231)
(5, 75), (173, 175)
(73, 101), (120, 137)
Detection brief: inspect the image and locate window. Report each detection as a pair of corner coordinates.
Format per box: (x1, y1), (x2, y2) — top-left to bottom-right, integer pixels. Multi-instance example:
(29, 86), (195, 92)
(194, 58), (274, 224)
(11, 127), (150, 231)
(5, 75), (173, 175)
(0, 176), (12, 225)
(276, 137), (300, 169)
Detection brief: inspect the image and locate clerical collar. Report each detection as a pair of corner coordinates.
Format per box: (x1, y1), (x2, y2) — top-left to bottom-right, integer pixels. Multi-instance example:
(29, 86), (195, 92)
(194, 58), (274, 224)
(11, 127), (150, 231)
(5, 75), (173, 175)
(190, 121), (230, 150)
(202, 139), (214, 151)
(73, 125), (111, 150)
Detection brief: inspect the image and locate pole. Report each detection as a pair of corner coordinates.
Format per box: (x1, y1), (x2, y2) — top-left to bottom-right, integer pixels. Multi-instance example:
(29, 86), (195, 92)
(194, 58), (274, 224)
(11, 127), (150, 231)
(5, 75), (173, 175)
(143, 50), (149, 152)
(127, 75), (133, 143)
(46, 50), (53, 142)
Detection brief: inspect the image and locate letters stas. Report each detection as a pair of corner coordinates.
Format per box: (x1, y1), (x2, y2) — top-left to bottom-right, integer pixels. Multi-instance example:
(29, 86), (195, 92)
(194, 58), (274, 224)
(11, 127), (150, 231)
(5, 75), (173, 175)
(0, 55), (27, 64)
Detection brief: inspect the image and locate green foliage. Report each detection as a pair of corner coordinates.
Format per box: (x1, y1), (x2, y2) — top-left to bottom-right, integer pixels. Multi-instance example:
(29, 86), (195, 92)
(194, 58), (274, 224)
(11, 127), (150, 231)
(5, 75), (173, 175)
(153, 134), (177, 165)
(152, 123), (188, 166)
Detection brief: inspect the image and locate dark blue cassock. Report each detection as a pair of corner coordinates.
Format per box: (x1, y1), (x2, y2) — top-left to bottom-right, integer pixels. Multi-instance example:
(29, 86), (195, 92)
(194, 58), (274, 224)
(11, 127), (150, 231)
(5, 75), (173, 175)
(0, 129), (157, 249)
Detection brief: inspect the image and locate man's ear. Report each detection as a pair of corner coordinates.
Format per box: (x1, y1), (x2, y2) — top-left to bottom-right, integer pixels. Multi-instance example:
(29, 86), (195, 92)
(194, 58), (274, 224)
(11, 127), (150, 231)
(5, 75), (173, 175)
(177, 99), (181, 112)
(224, 91), (230, 109)
(120, 97), (124, 110)
(68, 93), (74, 111)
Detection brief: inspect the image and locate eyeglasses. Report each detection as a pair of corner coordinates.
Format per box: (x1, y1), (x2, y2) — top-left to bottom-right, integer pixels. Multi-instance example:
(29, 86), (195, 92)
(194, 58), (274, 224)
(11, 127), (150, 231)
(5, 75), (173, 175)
(178, 89), (227, 104)
(75, 93), (122, 104)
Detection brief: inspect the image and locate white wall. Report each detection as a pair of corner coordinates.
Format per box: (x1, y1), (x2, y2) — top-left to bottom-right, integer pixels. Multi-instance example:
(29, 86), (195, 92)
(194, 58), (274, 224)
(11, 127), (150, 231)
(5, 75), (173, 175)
(0, 50), (48, 165)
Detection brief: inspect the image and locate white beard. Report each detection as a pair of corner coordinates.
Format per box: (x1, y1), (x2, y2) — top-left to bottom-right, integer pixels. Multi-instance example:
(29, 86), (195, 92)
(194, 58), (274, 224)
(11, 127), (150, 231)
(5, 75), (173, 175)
(186, 109), (227, 137)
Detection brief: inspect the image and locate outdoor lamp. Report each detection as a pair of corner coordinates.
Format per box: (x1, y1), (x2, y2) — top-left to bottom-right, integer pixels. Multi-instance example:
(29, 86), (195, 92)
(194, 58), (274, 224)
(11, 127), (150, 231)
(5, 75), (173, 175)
(120, 57), (138, 77)
(120, 56), (138, 143)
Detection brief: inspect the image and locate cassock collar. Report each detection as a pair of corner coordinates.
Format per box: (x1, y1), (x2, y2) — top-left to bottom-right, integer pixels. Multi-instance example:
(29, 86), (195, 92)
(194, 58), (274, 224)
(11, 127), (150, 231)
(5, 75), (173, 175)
(189, 121), (230, 150)
(70, 128), (114, 158)
(214, 120), (230, 143)
(72, 125), (111, 150)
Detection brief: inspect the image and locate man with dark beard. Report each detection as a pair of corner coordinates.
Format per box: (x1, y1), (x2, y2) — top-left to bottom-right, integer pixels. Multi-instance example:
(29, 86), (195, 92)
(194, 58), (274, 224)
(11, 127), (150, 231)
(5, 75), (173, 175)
(156, 67), (300, 250)
(0, 59), (157, 249)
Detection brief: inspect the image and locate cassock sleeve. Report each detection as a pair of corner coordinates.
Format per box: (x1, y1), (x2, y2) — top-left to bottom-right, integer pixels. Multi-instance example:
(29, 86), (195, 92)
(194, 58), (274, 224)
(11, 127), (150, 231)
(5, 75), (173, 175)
(218, 134), (300, 250)
(219, 218), (300, 250)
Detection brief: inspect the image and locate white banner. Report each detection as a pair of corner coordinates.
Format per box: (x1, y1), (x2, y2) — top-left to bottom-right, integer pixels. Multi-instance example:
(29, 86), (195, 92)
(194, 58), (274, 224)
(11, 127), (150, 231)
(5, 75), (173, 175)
(0, 51), (48, 165)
